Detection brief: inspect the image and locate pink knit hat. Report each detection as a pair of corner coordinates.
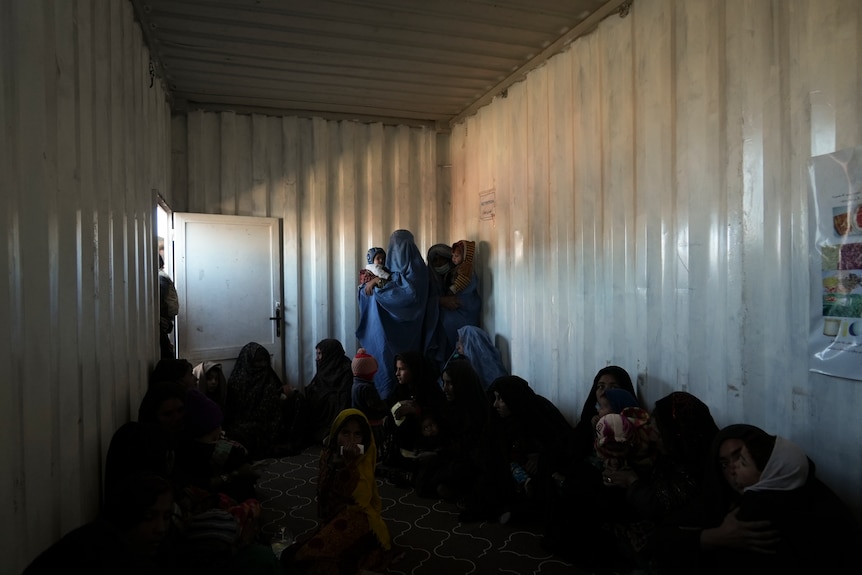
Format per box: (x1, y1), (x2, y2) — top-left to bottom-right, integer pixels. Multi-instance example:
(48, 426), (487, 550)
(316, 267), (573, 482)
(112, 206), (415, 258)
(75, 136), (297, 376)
(352, 348), (378, 379)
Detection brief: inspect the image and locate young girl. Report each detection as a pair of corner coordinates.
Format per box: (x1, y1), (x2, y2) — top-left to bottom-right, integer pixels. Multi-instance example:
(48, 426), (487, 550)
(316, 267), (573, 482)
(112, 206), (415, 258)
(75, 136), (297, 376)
(192, 360), (228, 412)
(349, 348), (389, 460)
(281, 409), (393, 574)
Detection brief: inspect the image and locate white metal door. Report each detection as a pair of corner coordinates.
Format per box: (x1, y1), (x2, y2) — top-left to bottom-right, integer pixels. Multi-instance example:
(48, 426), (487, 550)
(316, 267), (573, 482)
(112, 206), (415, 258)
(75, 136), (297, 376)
(173, 213), (283, 378)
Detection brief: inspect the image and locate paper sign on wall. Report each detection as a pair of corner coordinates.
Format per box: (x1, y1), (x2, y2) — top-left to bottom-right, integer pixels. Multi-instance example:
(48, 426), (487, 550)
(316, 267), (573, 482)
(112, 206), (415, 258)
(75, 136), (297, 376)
(480, 189), (496, 221)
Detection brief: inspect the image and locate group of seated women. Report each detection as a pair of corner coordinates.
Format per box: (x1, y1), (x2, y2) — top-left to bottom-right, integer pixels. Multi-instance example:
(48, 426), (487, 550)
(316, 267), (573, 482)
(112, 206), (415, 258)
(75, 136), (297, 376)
(343, 342), (860, 575)
(24, 353), (298, 575)
(25, 335), (860, 575)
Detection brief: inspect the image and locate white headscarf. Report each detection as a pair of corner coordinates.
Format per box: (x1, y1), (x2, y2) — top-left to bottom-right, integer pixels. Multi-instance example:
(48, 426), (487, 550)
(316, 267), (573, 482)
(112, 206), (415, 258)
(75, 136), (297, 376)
(744, 435), (809, 492)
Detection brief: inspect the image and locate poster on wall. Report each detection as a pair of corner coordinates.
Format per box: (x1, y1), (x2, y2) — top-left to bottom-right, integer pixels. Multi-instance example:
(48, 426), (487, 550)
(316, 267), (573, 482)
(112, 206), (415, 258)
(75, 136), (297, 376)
(809, 145), (862, 381)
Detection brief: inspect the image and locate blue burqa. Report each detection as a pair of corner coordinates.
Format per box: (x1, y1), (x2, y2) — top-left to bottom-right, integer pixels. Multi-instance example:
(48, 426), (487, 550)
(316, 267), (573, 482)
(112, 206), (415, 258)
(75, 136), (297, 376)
(451, 325), (508, 390)
(356, 230), (429, 401)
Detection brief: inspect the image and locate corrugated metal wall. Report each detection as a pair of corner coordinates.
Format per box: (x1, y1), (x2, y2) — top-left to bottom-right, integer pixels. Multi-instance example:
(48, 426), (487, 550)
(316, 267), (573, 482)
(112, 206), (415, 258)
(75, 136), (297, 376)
(450, 0), (862, 514)
(1, 1), (171, 572)
(169, 113), (448, 387)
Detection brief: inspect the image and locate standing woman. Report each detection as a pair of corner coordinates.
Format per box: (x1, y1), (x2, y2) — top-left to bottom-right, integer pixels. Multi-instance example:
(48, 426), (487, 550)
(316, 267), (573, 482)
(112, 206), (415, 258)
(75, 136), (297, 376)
(355, 229), (430, 401)
(424, 243), (482, 371)
(304, 339), (354, 447)
(281, 409), (392, 575)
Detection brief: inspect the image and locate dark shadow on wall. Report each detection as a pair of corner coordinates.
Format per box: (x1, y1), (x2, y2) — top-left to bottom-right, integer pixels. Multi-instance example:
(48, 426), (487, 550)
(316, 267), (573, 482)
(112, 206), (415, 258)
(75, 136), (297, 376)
(476, 239), (510, 372)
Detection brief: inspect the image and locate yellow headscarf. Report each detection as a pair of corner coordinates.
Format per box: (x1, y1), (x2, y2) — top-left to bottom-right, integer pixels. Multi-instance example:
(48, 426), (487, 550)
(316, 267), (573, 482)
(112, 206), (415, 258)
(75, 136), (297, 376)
(324, 409), (391, 550)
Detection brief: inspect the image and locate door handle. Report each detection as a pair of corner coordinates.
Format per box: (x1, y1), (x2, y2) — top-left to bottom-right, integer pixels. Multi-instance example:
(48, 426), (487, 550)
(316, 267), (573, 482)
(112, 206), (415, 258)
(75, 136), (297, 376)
(269, 305), (281, 338)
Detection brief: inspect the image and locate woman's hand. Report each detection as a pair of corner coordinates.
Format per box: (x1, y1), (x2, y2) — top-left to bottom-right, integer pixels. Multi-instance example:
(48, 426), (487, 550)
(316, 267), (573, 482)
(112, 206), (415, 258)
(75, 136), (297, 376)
(394, 400), (417, 418)
(364, 276), (380, 296)
(701, 508), (779, 553)
(439, 295), (460, 310)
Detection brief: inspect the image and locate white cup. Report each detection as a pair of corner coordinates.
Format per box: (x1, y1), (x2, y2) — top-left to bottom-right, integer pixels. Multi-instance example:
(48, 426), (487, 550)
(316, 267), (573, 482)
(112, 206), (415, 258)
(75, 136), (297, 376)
(823, 317), (841, 336)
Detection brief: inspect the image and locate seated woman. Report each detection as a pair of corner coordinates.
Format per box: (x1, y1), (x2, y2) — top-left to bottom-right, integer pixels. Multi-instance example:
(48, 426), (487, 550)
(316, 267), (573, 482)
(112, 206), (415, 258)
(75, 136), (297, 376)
(541, 366), (639, 566)
(170, 389), (278, 574)
(105, 380), (188, 499)
(280, 409), (393, 575)
(569, 366), (639, 464)
(445, 325), (508, 390)
(150, 358), (198, 390)
(420, 358), (506, 510)
(611, 391), (719, 518)
(356, 229), (430, 402)
(415, 358), (490, 499)
(487, 375), (573, 522)
(655, 423), (858, 574)
(224, 341), (298, 458)
(175, 388), (260, 504)
(303, 338), (354, 447)
(24, 473), (177, 574)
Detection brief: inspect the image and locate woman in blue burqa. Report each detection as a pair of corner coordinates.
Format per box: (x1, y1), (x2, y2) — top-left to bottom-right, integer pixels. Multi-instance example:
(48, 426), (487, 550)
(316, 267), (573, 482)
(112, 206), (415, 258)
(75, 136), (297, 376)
(356, 229), (430, 401)
(447, 325), (508, 390)
(424, 242), (482, 370)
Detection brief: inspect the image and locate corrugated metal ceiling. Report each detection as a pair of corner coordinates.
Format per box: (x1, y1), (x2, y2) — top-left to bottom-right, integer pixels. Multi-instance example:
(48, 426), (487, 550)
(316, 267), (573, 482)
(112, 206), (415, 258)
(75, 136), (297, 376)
(132, 0), (629, 126)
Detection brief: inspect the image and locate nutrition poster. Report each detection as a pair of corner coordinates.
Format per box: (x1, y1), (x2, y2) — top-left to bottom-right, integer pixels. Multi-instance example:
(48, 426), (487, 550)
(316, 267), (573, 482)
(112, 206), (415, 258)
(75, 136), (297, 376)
(809, 145), (862, 381)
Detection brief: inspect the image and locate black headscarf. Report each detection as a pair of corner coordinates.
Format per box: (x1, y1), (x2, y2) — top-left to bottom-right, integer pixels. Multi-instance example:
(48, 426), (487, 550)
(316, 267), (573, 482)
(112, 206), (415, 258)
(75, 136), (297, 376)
(224, 342), (284, 456)
(311, 339), (352, 392)
(488, 375), (572, 462)
(305, 339), (354, 444)
(137, 380), (186, 424)
(150, 358), (193, 387)
(441, 358), (490, 445)
(227, 342), (282, 408)
(652, 391), (719, 484)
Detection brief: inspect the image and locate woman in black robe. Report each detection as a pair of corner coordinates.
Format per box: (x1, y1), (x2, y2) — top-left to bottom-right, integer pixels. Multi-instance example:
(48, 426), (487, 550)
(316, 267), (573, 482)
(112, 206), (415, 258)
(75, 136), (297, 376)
(303, 338), (354, 447)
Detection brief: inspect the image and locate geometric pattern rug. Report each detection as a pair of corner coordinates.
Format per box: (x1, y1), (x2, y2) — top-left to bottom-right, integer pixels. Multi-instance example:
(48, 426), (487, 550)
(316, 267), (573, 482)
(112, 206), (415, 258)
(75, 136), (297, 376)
(254, 446), (586, 575)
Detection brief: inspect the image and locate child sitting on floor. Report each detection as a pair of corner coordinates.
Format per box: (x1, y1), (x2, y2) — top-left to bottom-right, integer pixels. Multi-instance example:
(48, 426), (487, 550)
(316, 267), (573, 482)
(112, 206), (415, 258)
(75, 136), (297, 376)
(350, 348), (389, 459)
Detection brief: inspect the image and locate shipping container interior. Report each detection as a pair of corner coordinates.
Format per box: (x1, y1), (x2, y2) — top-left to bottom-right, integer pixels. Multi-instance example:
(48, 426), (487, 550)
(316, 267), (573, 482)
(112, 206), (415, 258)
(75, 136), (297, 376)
(3, 0), (862, 571)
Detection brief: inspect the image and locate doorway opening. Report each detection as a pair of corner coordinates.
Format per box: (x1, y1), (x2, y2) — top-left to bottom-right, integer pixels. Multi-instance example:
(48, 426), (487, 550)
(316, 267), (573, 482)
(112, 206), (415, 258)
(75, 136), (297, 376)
(156, 198), (177, 358)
